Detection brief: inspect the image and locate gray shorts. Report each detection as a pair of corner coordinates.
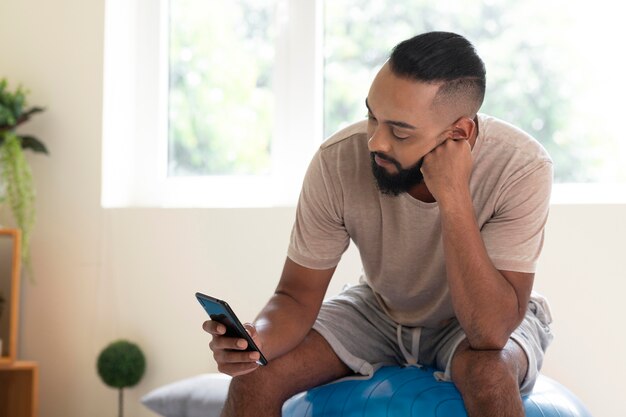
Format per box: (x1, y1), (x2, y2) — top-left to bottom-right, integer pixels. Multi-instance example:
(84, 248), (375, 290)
(313, 284), (553, 396)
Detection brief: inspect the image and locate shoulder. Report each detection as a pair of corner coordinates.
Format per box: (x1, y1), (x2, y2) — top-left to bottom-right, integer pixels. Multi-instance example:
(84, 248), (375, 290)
(309, 120), (370, 177)
(320, 120), (369, 151)
(477, 113), (552, 166)
(473, 114), (553, 208)
(302, 120), (373, 195)
(475, 113), (553, 187)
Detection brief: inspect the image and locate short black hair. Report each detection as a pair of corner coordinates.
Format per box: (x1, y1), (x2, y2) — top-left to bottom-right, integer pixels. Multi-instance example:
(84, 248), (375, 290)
(389, 32), (486, 114)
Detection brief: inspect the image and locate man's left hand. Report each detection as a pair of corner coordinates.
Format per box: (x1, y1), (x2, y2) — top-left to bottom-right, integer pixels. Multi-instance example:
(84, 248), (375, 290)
(421, 138), (473, 204)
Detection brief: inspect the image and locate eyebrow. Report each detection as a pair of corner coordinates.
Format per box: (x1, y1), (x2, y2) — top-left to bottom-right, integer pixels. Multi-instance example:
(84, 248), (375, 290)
(365, 98), (417, 130)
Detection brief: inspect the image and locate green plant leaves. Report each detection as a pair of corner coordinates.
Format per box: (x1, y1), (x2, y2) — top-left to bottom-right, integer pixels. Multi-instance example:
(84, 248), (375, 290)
(97, 340), (146, 389)
(18, 135), (49, 154)
(0, 78), (47, 155)
(0, 132), (36, 271)
(0, 79), (27, 127)
(0, 78), (47, 277)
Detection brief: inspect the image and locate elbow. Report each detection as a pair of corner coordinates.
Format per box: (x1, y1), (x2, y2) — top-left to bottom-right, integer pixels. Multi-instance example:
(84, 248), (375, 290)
(465, 324), (517, 351)
(466, 335), (509, 351)
(463, 307), (526, 351)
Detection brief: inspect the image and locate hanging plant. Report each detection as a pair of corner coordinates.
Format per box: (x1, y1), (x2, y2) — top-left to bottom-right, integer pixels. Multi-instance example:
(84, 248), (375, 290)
(0, 78), (48, 275)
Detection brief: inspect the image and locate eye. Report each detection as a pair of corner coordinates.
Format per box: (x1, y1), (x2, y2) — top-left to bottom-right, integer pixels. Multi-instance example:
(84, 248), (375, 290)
(392, 129), (410, 140)
(366, 111), (376, 121)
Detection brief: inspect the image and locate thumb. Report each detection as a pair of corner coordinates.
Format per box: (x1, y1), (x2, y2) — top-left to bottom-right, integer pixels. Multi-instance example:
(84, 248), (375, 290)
(243, 323), (257, 338)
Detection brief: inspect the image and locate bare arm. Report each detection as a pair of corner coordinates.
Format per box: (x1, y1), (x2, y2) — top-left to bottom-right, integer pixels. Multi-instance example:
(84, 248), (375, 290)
(204, 257), (334, 375)
(438, 186), (533, 349)
(253, 258), (336, 359)
(423, 137), (532, 349)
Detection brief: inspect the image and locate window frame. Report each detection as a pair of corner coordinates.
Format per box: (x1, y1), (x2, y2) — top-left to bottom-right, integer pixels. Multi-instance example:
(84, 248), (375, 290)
(102, 0), (323, 208)
(102, 0), (626, 208)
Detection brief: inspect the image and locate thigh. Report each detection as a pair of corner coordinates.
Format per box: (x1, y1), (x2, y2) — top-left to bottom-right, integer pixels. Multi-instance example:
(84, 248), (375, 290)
(227, 329), (352, 404)
(428, 304), (552, 396)
(313, 284), (402, 375)
(450, 338), (529, 388)
(508, 299), (554, 395)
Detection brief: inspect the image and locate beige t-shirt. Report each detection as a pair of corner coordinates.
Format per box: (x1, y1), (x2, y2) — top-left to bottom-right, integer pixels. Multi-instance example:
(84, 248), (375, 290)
(288, 114), (553, 328)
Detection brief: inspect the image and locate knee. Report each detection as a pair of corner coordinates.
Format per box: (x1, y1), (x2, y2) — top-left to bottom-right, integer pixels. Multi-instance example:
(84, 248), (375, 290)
(223, 370), (289, 417)
(451, 344), (519, 398)
(226, 367), (294, 405)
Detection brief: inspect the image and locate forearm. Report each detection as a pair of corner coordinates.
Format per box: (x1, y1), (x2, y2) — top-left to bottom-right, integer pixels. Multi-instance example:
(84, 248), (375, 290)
(249, 258), (334, 361)
(253, 291), (322, 361)
(439, 190), (522, 349)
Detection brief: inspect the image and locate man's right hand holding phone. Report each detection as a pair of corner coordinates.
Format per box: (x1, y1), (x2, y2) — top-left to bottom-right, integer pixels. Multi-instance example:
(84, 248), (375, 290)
(203, 320), (264, 377)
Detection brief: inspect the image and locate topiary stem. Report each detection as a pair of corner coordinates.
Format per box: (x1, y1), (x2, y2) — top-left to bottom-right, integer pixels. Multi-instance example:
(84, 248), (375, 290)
(119, 388), (124, 417)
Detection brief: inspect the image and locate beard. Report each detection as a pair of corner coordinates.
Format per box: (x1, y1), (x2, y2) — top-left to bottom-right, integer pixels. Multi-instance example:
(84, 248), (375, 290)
(370, 152), (425, 196)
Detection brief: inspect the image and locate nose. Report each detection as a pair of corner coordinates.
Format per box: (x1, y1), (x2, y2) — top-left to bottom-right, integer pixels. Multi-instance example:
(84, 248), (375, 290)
(367, 125), (391, 154)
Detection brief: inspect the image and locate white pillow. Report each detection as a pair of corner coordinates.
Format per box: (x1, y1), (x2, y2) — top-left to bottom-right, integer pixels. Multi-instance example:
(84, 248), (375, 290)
(141, 373), (231, 417)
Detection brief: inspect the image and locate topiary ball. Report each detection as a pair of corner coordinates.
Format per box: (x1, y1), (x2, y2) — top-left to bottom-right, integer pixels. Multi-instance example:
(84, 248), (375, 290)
(97, 340), (146, 389)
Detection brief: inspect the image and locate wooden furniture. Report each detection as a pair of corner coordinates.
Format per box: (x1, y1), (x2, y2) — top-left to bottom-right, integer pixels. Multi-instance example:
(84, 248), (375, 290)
(0, 361), (39, 417)
(0, 228), (21, 364)
(0, 229), (39, 417)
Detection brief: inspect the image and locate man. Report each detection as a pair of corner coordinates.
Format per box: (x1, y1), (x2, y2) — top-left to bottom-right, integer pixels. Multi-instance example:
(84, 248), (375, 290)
(204, 31), (553, 417)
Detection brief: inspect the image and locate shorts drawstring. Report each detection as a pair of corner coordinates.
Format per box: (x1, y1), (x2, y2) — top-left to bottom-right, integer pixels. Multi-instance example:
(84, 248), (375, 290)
(396, 324), (422, 367)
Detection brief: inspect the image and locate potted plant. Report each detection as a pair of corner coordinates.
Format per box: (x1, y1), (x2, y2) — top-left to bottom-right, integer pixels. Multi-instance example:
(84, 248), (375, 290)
(97, 340), (147, 417)
(0, 78), (48, 272)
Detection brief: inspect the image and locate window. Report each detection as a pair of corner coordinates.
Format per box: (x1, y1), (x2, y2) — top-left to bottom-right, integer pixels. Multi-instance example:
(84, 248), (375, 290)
(103, 0), (626, 208)
(324, 0), (626, 187)
(168, 0), (276, 177)
(103, 0), (322, 207)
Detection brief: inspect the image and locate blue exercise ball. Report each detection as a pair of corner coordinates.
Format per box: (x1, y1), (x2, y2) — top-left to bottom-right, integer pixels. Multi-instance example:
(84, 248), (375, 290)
(282, 366), (592, 417)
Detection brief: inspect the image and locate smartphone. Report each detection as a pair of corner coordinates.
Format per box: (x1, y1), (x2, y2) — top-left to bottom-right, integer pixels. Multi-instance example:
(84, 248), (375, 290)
(195, 292), (268, 366)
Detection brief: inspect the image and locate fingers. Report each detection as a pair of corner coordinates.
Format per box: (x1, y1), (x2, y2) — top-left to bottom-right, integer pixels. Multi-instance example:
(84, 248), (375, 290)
(211, 339), (261, 376)
(202, 320), (226, 335)
(424, 138), (471, 166)
(209, 333), (250, 351)
(204, 320), (263, 377)
(243, 323), (260, 343)
(432, 137), (469, 152)
(212, 347), (261, 364)
(243, 322), (257, 337)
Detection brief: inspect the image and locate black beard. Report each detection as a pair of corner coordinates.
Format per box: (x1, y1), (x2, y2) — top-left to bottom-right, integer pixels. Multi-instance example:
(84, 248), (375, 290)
(370, 152), (425, 196)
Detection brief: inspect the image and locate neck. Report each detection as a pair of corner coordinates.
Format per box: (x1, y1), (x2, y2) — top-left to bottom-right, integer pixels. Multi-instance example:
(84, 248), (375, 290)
(408, 182), (436, 202)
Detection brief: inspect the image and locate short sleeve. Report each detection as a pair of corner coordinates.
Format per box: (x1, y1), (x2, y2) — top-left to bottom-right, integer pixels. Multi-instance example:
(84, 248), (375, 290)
(481, 161), (553, 273)
(287, 149), (350, 269)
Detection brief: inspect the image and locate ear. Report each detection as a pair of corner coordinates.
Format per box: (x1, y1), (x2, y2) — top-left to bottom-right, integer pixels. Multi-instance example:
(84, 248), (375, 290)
(449, 117), (476, 141)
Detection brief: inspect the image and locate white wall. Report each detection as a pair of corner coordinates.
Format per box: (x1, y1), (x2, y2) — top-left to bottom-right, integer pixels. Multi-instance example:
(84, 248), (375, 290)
(1, 1), (624, 417)
(535, 204), (626, 416)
